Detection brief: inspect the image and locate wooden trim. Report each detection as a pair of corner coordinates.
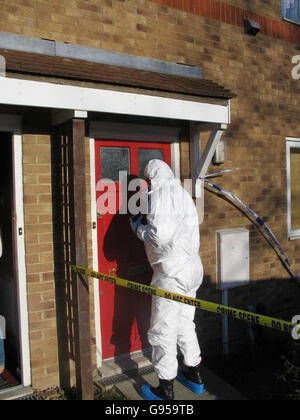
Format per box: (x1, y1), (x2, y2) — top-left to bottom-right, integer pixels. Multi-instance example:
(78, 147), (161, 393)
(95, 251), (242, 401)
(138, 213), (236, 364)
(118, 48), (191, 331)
(171, 142), (181, 180)
(12, 134), (31, 387)
(52, 110), (88, 126)
(89, 138), (102, 368)
(0, 115), (22, 134)
(150, 0), (300, 44)
(0, 115), (31, 388)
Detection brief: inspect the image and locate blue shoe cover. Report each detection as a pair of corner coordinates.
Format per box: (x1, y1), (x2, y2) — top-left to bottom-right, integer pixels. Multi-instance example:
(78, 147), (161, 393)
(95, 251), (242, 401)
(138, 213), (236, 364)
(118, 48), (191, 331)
(140, 385), (163, 401)
(176, 371), (205, 395)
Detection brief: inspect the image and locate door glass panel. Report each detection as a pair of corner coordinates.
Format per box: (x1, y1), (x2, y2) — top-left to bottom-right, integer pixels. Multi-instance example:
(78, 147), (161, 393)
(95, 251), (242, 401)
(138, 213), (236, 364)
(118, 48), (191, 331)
(290, 147), (300, 231)
(100, 147), (130, 181)
(139, 148), (164, 178)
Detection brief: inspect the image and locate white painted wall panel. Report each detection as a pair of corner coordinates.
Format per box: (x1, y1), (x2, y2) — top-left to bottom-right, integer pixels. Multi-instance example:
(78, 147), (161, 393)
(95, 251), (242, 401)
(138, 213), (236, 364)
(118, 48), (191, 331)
(217, 228), (250, 290)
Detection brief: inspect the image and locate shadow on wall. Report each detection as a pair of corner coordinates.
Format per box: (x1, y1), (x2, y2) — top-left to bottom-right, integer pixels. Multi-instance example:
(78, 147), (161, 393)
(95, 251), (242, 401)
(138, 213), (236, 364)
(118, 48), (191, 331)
(195, 274), (300, 358)
(102, 175), (152, 361)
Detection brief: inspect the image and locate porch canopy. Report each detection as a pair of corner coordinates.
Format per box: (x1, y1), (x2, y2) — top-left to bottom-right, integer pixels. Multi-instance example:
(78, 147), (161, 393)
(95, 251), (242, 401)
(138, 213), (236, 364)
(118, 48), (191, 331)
(0, 44), (235, 400)
(0, 47), (235, 122)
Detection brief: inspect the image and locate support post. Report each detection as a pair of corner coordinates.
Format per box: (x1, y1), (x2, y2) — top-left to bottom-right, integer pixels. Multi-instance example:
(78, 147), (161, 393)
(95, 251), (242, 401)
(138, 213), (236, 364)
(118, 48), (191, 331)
(68, 118), (93, 400)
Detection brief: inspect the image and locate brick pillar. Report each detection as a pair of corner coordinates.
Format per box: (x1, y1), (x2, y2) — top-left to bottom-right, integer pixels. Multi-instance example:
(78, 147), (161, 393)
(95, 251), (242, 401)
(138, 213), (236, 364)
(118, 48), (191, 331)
(23, 134), (59, 389)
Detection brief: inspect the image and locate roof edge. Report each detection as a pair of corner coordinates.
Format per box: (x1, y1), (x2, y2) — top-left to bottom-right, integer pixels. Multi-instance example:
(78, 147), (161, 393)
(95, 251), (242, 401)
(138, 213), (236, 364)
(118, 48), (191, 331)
(0, 47), (236, 100)
(0, 31), (203, 80)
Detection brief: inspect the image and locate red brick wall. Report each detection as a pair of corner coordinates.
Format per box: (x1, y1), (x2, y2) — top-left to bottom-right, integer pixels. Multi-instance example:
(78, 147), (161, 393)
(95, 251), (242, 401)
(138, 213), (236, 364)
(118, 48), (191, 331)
(152, 0), (299, 43)
(0, 1), (298, 54)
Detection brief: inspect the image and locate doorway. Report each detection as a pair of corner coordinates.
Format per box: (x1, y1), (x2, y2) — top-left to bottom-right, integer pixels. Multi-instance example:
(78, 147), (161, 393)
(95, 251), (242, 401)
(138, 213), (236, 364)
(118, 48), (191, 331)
(95, 139), (171, 360)
(0, 132), (21, 389)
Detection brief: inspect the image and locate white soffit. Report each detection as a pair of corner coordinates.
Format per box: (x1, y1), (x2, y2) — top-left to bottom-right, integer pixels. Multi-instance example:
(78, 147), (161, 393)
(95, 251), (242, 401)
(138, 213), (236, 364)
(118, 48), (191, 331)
(0, 77), (230, 124)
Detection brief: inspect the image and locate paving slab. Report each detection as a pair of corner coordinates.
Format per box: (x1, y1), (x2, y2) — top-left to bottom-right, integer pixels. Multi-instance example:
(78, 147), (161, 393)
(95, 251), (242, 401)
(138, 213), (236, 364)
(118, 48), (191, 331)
(116, 365), (246, 401)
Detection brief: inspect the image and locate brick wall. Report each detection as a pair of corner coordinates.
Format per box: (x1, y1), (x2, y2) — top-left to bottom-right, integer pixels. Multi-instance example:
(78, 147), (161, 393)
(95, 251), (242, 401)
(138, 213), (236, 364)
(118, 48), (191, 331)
(23, 134), (59, 389)
(12, 0), (300, 387)
(0, 1), (299, 55)
(0, 0), (299, 54)
(85, 138), (97, 371)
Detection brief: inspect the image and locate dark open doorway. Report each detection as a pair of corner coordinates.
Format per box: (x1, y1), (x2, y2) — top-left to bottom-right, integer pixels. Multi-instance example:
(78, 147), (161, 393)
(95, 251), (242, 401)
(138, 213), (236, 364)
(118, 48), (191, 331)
(0, 132), (21, 390)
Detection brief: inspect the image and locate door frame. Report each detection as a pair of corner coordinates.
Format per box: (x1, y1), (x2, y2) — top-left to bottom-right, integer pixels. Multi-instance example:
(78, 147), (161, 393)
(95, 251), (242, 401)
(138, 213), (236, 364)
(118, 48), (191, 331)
(0, 115), (31, 387)
(89, 121), (181, 367)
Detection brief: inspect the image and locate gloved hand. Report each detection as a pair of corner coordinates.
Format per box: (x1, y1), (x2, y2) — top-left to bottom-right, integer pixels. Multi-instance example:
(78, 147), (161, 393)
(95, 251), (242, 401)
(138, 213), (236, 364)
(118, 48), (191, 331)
(130, 214), (144, 234)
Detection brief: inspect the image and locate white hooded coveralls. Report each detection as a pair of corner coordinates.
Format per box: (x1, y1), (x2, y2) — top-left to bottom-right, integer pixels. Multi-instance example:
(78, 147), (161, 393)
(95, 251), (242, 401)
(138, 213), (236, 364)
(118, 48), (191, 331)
(137, 159), (203, 380)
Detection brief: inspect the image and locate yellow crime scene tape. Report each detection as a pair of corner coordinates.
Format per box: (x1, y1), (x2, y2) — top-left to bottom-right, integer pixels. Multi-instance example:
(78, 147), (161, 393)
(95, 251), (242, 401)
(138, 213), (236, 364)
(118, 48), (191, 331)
(71, 265), (299, 337)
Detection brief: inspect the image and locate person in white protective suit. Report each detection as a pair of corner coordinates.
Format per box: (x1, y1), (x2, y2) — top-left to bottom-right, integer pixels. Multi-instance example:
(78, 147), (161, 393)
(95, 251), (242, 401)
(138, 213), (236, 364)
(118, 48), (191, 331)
(130, 159), (204, 401)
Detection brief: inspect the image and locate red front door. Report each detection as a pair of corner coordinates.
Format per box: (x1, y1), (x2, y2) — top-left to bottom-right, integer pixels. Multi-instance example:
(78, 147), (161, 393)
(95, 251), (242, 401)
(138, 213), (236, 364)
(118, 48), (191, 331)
(95, 140), (171, 360)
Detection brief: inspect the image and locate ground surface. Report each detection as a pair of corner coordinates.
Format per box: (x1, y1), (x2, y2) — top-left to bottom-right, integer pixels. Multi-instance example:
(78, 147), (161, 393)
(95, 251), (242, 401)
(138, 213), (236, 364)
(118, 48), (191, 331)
(115, 364), (246, 400)
(204, 340), (300, 400)
(17, 340), (300, 400)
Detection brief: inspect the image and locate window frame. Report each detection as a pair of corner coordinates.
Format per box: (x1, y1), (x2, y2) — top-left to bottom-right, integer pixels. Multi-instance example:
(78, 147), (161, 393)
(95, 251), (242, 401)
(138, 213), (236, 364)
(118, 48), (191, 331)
(286, 137), (300, 240)
(282, 0), (300, 25)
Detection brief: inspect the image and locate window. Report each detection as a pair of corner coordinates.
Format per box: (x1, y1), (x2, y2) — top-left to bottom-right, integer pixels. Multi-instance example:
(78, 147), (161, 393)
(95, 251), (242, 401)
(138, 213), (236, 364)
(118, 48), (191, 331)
(282, 0), (300, 24)
(286, 139), (300, 239)
(100, 147), (130, 181)
(138, 148), (164, 178)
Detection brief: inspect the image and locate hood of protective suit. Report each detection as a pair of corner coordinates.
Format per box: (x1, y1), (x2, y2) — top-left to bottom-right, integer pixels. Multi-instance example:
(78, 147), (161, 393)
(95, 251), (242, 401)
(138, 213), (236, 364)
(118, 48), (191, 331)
(144, 159), (174, 190)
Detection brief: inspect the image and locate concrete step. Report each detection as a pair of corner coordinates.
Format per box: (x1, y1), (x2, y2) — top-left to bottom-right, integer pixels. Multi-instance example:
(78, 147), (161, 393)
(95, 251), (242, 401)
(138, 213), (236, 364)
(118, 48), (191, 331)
(0, 386), (33, 400)
(115, 365), (246, 400)
(99, 350), (152, 385)
(98, 351), (246, 400)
